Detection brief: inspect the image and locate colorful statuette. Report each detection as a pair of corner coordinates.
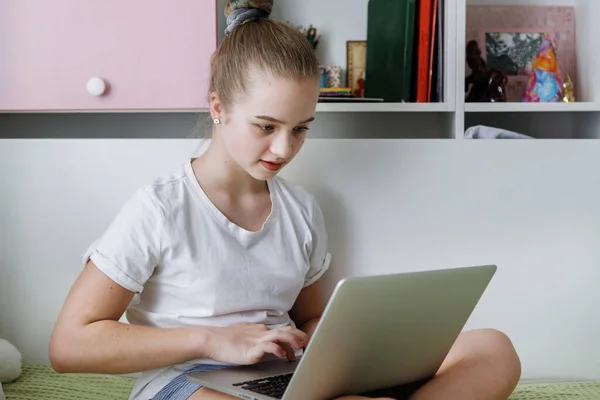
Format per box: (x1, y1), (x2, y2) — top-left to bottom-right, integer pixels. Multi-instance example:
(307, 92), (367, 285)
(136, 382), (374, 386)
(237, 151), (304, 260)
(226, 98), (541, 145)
(522, 33), (563, 102)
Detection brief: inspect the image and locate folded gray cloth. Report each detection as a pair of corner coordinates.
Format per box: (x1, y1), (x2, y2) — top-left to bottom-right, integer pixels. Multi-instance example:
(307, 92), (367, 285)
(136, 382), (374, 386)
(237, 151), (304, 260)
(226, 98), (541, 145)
(465, 125), (534, 139)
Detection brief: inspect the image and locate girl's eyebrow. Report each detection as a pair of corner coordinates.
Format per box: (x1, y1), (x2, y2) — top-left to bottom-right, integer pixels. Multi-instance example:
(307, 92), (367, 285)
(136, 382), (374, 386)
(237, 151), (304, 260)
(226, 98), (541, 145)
(255, 115), (315, 124)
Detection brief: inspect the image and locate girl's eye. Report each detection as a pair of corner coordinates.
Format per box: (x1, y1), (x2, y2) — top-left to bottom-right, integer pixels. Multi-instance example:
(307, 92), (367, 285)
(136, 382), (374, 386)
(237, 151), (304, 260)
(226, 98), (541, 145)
(293, 126), (310, 133)
(258, 124), (275, 131)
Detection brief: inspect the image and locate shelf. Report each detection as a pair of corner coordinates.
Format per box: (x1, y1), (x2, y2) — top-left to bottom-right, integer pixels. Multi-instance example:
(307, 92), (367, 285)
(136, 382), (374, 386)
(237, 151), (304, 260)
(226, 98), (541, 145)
(2, 103), (452, 114)
(316, 102), (450, 113)
(465, 102), (600, 113)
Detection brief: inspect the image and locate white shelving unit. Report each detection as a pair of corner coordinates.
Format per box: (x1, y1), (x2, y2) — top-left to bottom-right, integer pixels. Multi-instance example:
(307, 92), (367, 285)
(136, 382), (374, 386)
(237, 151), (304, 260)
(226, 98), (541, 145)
(3, 0), (598, 140)
(276, 0), (600, 139)
(459, 0), (600, 138)
(271, 0), (458, 139)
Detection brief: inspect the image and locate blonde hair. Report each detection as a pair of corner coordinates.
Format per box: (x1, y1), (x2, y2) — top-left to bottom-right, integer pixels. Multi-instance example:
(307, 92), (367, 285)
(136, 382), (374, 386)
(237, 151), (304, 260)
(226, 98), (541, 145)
(209, 0), (320, 111)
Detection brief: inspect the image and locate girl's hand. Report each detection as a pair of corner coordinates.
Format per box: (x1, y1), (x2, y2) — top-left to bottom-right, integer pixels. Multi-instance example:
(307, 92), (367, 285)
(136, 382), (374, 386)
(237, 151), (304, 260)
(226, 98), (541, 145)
(205, 323), (308, 365)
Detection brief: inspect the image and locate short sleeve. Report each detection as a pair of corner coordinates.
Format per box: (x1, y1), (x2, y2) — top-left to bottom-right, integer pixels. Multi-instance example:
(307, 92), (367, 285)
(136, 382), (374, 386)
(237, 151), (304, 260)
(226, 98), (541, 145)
(304, 198), (332, 287)
(83, 188), (162, 293)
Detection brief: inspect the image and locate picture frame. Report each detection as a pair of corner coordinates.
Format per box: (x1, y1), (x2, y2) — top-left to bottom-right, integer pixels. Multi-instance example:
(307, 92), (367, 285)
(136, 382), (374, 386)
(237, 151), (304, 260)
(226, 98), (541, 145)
(346, 40), (367, 98)
(466, 5), (576, 102)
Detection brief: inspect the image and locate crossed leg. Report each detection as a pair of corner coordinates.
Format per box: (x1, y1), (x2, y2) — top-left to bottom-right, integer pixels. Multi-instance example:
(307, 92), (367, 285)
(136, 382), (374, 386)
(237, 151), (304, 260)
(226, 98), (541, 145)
(189, 329), (521, 400)
(409, 329), (521, 400)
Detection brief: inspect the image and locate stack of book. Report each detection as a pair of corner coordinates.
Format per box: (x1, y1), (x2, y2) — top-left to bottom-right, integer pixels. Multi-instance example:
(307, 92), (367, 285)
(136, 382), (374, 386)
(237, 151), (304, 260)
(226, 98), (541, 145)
(318, 87), (384, 103)
(365, 0), (444, 103)
(319, 88), (352, 97)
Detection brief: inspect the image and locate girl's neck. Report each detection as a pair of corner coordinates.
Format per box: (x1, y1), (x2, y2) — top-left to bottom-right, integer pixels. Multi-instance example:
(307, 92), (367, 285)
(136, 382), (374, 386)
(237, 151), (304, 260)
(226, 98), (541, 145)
(192, 139), (267, 197)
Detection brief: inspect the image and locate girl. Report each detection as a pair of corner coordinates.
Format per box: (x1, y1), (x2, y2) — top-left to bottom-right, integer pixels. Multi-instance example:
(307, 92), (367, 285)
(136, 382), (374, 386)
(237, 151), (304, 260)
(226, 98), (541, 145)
(49, 1), (521, 399)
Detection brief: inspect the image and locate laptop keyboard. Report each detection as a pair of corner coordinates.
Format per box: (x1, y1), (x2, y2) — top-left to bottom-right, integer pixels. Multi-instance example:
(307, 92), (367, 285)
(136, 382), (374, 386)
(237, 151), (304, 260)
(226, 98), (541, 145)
(232, 373), (293, 399)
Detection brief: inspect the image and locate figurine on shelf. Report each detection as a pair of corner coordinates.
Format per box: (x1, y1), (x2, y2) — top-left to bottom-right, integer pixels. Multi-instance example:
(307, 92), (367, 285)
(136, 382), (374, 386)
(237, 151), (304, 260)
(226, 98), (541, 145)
(522, 33), (563, 102)
(306, 25), (320, 50)
(561, 74), (575, 102)
(283, 21), (320, 50)
(319, 66), (327, 88)
(465, 40), (508, 102)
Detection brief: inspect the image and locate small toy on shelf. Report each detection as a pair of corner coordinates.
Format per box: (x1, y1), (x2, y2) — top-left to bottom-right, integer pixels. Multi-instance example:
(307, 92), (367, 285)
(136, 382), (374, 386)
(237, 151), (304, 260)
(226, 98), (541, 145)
(561, 74), (575, 102)
(465, 40), (508, 102)
(522, 33), (563, 102)
(284, 21), (320, 50)
(325, 66), (342, 88)
(319, 66), (327, 88)
(319, 65), (343, 89)
(305, 25), (320, 50)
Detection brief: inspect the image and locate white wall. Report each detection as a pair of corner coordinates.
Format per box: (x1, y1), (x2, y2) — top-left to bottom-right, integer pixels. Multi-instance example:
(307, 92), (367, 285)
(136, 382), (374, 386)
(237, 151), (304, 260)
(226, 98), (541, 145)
(1, 138), (600, 383)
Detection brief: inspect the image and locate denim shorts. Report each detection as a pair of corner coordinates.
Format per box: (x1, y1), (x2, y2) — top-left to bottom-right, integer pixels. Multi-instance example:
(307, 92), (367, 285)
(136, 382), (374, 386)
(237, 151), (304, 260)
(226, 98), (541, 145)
(152, 364), (230, 400)
(152, 363), (427, 400)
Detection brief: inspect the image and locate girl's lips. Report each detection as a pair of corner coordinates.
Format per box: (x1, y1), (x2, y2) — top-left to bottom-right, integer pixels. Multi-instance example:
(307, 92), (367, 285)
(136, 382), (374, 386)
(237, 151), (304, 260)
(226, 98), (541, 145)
(260, 160), (283, 171)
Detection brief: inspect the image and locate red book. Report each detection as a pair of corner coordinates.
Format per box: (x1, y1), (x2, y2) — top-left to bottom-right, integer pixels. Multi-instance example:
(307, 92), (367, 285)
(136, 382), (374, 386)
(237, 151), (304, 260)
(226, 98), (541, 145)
(416, 0), (433, 102)
(427, 0), (439, 102)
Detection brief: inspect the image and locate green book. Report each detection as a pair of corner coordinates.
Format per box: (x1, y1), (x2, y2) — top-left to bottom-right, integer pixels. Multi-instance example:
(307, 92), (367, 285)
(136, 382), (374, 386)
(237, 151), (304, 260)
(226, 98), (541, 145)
(365, 0), (417, 102)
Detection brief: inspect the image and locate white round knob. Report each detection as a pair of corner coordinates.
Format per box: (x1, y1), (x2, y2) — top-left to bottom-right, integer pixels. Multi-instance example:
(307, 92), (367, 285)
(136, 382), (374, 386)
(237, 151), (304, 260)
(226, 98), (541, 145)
(87, 77), (106, 96)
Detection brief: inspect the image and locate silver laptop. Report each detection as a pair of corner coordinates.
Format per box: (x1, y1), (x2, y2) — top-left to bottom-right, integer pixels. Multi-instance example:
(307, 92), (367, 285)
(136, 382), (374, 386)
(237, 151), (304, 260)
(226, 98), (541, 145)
(187, 264), (497, 400)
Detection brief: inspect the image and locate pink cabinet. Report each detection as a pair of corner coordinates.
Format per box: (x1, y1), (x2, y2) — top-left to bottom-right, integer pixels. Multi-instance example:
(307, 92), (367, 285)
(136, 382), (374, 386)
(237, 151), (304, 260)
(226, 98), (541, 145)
(0, 1), (217, 111)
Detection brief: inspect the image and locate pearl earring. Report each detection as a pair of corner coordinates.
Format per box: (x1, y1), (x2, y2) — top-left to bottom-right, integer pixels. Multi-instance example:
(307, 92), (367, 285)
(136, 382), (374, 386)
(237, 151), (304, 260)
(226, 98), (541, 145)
(213, 118), (221, 125)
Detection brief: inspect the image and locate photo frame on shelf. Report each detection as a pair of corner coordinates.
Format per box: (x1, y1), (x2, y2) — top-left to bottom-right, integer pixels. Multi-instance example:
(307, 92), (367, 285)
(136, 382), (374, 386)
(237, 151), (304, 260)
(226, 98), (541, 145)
(346, 40), (367, 98)
(466, 5), (576, 102)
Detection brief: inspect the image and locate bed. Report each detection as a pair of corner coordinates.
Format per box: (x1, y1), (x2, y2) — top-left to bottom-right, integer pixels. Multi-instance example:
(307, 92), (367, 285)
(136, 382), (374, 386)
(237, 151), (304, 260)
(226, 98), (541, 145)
(3, 365), (134, 400)
(4, 365), (600, 399)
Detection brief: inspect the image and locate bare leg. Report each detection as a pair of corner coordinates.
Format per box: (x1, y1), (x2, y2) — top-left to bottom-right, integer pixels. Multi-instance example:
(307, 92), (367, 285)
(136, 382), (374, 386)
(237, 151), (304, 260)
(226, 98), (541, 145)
(188, 387), (393, 400)
(410, 329), (521, 400)
(188, 387), (235, 399)
(336, 397), (394, 400)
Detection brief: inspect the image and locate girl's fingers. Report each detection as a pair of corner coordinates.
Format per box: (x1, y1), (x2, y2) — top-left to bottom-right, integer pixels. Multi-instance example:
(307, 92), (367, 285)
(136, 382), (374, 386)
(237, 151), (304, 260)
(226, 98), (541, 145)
(257, 341), (287, 358)
(277, 342), (297, 361)
(266, 328), (308, 348)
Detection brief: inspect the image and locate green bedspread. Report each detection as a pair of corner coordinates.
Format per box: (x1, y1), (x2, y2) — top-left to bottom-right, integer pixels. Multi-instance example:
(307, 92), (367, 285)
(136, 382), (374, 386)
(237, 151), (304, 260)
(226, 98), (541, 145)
(3, 365), (134, 400)
(3, 365), (600, 399)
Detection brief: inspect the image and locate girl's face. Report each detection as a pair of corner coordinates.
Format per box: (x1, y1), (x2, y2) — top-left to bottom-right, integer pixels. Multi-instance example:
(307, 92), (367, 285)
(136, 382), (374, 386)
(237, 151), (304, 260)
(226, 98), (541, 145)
(211, 69), (320, 181)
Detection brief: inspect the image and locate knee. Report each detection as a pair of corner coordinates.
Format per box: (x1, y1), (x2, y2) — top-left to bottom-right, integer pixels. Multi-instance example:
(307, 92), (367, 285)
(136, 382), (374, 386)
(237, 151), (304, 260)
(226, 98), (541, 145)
(468, 329), (522, 385)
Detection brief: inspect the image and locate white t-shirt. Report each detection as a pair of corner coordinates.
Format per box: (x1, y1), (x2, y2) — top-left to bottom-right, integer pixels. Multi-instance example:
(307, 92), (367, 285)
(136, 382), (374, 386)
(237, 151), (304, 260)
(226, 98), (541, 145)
(83, 159), (331, 400)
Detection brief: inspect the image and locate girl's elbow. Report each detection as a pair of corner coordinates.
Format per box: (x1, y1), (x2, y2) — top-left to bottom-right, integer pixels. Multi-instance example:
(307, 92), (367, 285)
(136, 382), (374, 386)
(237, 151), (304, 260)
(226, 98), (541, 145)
(49, 330), (79, 373)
